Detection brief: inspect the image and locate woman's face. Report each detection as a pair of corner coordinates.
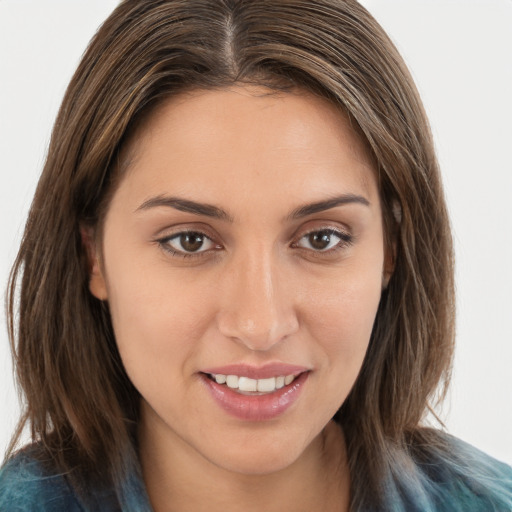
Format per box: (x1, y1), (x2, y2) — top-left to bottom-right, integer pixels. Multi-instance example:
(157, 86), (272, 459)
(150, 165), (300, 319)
(89, 86), (389, 475)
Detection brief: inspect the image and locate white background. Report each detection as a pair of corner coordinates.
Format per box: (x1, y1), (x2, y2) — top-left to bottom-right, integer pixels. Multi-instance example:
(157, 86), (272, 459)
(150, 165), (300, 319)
(1, 1), (511, 465)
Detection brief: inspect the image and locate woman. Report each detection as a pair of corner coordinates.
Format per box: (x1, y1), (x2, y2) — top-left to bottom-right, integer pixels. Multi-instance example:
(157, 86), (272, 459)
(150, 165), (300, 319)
(1, 0), (511, 510)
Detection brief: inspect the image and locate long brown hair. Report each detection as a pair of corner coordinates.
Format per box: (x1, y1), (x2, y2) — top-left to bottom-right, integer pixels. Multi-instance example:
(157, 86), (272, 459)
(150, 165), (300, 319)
(6, 0), (454, 508)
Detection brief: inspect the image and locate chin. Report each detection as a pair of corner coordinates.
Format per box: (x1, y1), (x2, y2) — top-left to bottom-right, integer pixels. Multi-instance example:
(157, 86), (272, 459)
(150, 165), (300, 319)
(200, 425), (321, 476)
(211, 446), (301, 476)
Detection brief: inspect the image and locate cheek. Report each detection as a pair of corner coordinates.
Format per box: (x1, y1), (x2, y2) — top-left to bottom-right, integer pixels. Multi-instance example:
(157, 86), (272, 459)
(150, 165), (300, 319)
(302, 256), (383, 373)
(104, 264), (212, 391)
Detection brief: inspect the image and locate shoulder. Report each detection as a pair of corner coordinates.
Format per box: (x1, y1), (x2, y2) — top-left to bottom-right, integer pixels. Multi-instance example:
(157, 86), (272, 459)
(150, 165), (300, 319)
(0, 444), (152, 512)
(413, 431), (512, 511)
(0, 446), (83, 512)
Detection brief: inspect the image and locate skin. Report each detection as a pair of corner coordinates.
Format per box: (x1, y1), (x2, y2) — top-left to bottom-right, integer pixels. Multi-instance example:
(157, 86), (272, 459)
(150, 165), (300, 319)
(88, 85), (391, 512)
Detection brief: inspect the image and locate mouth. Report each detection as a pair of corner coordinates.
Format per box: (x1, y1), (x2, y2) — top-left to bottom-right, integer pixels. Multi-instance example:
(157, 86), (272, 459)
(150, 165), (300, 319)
(200, 367), (310, 421)
(203, 372), (302, 395)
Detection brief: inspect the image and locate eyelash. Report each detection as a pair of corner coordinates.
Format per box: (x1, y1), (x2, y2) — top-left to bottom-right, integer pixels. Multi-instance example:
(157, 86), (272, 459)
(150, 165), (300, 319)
(158, 230), (220, 259)
(292, 228), (353, 255)
(157, 227), (353, 259)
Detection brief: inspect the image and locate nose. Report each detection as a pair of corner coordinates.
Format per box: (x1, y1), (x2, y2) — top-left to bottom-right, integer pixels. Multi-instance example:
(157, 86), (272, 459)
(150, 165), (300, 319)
(216, 249), (299, 351)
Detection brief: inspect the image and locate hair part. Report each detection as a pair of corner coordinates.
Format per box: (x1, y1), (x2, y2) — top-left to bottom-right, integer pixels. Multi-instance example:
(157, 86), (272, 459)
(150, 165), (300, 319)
(6, 1), (454, 508)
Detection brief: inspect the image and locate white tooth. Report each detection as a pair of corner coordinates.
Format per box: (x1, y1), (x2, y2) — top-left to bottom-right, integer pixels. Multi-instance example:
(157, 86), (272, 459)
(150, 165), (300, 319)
(215, 374), (226, 384)
(226, 375), (239, 389)
(284, 374), (295, 386)
(257, 377), (276, 393)
(238, 377), (257, 392)
(275, 376), (285, 389)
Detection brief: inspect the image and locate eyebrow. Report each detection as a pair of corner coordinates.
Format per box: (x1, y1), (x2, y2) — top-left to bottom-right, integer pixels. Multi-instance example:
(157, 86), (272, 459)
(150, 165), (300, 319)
(135, 193), (370, 221)
(288, 194), (370, 219)
(136, 195), (233, 222)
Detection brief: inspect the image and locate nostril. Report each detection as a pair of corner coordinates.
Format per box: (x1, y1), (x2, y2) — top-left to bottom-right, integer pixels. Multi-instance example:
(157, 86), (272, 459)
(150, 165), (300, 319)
(215, 285), (299, 351)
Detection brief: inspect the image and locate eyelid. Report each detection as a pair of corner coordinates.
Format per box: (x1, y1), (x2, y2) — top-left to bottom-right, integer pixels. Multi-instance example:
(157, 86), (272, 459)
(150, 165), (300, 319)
(155, 226), (222, 258)
(291, 225), (354, 254)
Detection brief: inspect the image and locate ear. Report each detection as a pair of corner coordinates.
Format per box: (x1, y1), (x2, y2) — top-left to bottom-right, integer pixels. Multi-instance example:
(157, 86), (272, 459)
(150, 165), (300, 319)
(382, 246), (395, 289)
(382, 200), (401, 289)
(80, 225), (108, 301)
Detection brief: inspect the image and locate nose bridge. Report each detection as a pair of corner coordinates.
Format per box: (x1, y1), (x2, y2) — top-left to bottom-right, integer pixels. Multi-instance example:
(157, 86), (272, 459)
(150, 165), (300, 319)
(217, 244), (297, 350)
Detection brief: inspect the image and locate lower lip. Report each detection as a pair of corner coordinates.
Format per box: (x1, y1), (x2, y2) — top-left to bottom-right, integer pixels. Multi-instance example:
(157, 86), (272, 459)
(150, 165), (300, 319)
(201, 372), (309, 421)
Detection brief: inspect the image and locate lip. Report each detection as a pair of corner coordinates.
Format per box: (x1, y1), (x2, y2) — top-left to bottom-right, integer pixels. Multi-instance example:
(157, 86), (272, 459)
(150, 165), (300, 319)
(201, 363), (309, 380)
(200, 366), (310, 421)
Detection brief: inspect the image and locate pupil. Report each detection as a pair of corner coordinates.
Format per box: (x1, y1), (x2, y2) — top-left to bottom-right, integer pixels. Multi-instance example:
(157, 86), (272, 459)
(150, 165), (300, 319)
(309, 231), (331, 250)
(181, 233), (204, 252)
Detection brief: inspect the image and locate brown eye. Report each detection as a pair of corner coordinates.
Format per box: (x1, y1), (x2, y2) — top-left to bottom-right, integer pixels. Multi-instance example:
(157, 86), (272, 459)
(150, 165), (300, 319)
(309, 231), (333, 250)
(296, 229), (350, 252)
(180, 233), (205, 252)
(164, 231), (216, 254)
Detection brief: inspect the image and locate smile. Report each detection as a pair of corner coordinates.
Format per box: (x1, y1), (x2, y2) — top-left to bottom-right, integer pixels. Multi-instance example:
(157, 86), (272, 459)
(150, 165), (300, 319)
(201, 366), (310, 421)
(207, 373), (298, 394)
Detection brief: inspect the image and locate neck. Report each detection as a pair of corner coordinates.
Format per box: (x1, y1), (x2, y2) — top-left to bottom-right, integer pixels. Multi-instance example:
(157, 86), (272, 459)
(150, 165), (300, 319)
(139, 419), (350, 512)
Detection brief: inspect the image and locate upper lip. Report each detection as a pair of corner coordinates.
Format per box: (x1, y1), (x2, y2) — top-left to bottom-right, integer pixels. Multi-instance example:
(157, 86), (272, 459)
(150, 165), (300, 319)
(201, 363), (310, 380)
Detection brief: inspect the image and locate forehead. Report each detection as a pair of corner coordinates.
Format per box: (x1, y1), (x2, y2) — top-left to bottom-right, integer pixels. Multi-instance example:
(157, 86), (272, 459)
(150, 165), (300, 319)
(115, 85), (378, 212)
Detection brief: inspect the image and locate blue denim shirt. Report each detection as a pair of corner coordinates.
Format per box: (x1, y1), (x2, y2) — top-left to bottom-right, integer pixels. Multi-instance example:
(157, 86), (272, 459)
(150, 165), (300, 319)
(1, 435), (511, 511)
(0, 449), (152, 512)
